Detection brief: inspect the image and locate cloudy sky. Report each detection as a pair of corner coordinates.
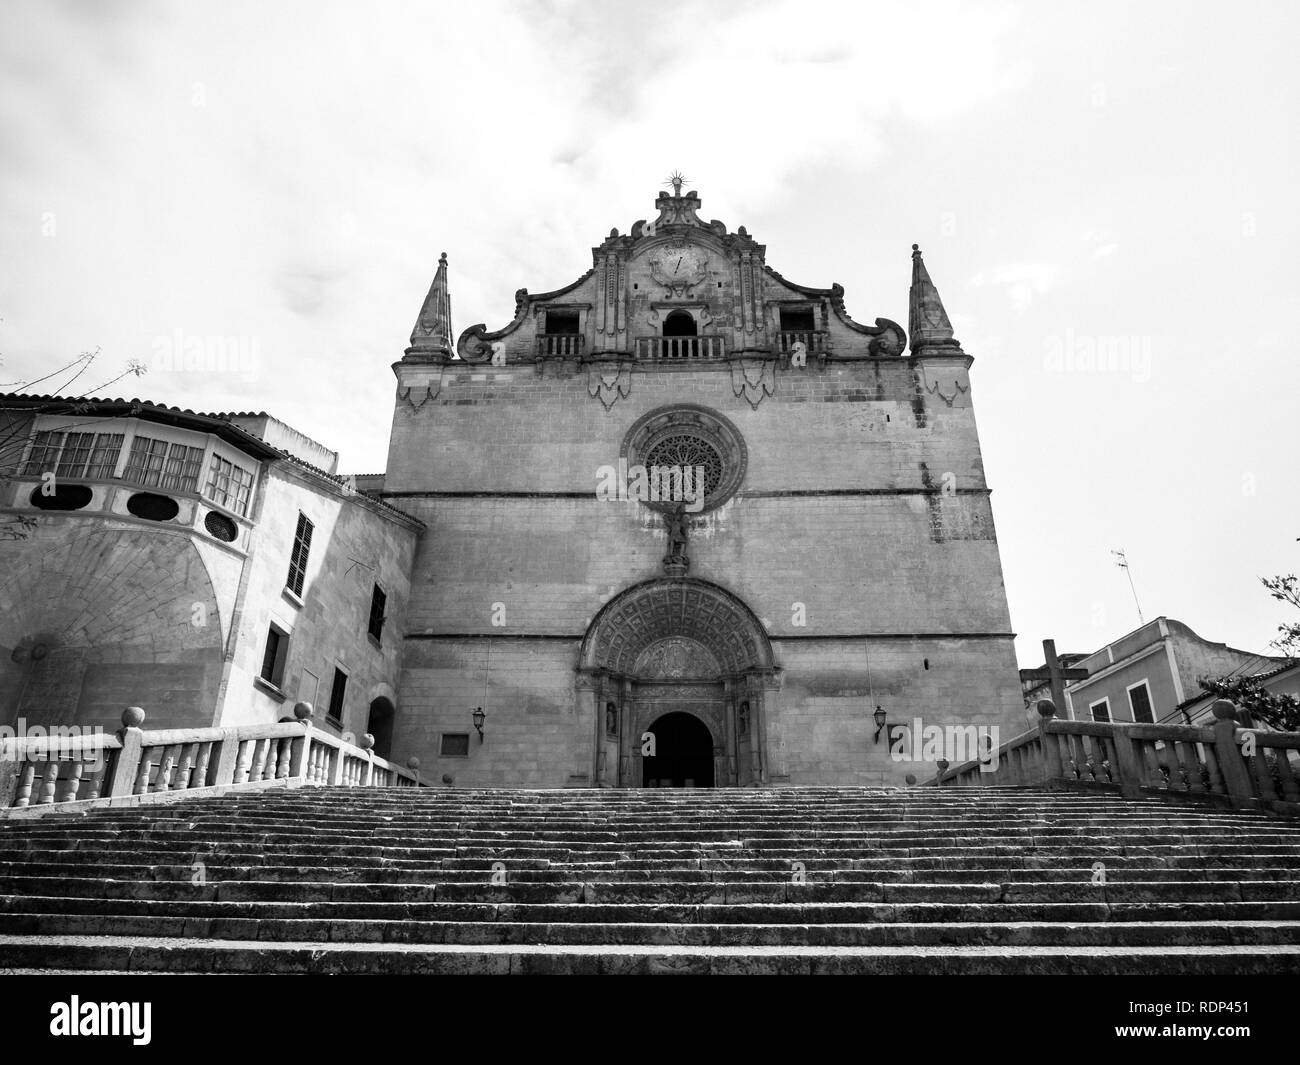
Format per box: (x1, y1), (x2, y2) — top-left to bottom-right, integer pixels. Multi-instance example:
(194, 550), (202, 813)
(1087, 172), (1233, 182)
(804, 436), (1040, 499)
(1, 0), (1296, 670)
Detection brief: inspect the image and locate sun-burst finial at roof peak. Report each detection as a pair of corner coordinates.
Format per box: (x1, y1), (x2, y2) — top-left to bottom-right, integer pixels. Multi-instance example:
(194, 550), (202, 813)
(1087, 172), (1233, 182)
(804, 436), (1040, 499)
(663, 171), (689, 197)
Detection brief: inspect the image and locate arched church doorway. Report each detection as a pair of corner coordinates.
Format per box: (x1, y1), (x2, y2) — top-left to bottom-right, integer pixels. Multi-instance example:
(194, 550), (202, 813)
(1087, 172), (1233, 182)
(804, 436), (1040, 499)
(642, 711), (714, 788)
(662, 310), (697, 336)
(578, 577), (777, 789)
(367, 697), (395, 760)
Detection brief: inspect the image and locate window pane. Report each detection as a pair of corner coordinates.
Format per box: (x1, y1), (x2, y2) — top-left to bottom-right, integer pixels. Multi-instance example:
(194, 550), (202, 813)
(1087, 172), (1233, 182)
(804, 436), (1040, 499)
(261, 628), (281, 683)
(328, 668), (347, 720)
(1129, 684), (1154, 723)
(22, 431), (64, 476)
(86, 434), (123, 479)
(440, 734), (470, 757)
(56, 433), (94, 477)
(205, 454), (254, 515)
(124, 436), (168, 487)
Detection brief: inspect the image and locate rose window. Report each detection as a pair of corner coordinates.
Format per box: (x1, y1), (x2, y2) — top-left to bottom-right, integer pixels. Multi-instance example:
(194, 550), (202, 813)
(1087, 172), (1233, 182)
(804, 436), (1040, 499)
(643, 434), (724, 500)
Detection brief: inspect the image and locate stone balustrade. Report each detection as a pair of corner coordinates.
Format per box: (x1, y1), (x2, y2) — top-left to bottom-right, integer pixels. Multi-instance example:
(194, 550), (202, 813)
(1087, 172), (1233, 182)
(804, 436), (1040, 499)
(0, 703), (424, 817)
(774, 330), (827, 355)
(535, 334), (584, 358)
(635, 336), (726, 360)
(930, 699), (1300, 815)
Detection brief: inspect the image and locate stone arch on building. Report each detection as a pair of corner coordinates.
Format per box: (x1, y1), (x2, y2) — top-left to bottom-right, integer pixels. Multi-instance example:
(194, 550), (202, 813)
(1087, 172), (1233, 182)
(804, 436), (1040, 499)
(662, 309), (697, 336)
(0, 525), (225, 731)
(367, 696), (396, 760)
(577, 577), (779, 788)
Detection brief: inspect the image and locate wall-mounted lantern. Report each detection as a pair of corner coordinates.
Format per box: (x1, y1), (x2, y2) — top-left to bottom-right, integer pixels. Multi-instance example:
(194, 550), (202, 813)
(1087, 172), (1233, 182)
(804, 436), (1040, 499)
(472, 707), (485, 742)
(872, 704), (888, 744)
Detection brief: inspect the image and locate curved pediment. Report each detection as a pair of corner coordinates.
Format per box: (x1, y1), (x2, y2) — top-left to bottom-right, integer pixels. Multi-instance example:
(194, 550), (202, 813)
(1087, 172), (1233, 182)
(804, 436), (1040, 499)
(440, 185), (910, 371)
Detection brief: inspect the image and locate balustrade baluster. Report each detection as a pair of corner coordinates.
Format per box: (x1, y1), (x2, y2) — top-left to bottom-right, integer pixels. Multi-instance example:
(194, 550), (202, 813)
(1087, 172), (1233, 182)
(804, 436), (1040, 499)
(1181, 742), (1206, 794)
(155, 745), (176, 792)
(233, 740), (255, 785)
(193, 742), (213, 789)
(1249, 749), (1278, 801)
(250, 738), (271, 783)
(1202, 743), (1227, 795)
(12, 761), (37, 807)
(1138, 740), (1162, 788)
(1274, 750), (1300, 803)
(133, 752), (153, 795)
(174, 743), (196, 791)
(84, 759), (107, 801)
(57, 760), (84, 803)
(37, 761), (59, 805)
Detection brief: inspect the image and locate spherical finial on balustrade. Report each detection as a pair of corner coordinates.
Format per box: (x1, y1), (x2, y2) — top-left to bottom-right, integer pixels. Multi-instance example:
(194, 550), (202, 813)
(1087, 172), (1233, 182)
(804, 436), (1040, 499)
(407, 757), (420, 772)
(358, 733), (375, 751)
(121, 706), (146, 729)
(1036, 700), (1057, 719)
(1210, 699), (1240, 721)
(936, 759), (950, 774)
(293, 701), (314, 722)
(905, 773), (917, 786)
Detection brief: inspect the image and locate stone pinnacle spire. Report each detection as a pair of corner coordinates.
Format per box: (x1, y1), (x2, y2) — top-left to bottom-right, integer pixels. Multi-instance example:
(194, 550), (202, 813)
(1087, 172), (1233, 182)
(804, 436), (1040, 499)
(908, 244), (962, 355)
(407, 251), (454, 359)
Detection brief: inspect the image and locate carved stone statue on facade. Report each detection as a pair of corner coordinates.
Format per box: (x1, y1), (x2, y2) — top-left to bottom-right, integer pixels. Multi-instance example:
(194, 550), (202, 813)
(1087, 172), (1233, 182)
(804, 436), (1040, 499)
(662, 502), (690, 575)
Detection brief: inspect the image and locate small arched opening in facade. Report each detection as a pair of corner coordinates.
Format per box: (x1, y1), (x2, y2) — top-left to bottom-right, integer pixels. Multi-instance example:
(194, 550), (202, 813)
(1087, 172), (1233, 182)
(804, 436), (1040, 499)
(663, 310), (697, 337)
(367, 697), (396, 760)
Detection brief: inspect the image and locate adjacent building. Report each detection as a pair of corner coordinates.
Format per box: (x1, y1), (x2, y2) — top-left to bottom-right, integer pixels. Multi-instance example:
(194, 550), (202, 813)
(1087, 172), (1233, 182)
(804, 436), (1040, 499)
(0, 396), (421, 756)
(1055, 616), (1283, 726)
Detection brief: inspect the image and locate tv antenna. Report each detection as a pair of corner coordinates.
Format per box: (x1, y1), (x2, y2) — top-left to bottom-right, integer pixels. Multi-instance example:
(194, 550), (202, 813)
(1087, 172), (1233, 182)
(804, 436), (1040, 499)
(1111, 548), (1145, 625)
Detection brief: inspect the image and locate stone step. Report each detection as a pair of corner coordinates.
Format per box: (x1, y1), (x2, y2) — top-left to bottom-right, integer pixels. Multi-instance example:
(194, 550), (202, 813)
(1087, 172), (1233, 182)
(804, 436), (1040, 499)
(3, 784), (1296, 975)
(2, 934), (1296, 975)
(9, 891), (1300, 925)
(1, 873), (1292, 905)
(2, 912), (1297, 948)
(2, 859), (1294, 885)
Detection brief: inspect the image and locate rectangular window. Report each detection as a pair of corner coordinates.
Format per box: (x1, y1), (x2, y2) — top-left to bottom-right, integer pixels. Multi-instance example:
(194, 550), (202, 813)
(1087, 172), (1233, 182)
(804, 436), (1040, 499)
(260, 624), (288, 687)
(545, 310), (580, 334)
(205, 454), (255, 516)
(85, 433), (124, 479)
(440, 733), (470, 757)
(123, 435), (169, 487)
(160, 442), (205, 492)
(22, 430), (64, 475)
(55, 432), (95, 478)
(1128, 681), (1155, 724)
(368, 584), (387, 643)
(1089, 698), (1111, 723)
(22, 430), (123, 479)
(286, 512), (313, 596)
(779, 308), (816, 332)
(327, 667), (348, 723)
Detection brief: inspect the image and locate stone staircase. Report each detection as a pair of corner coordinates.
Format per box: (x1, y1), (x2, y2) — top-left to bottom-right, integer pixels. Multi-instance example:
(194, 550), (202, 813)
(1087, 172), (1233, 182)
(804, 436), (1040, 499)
(1, 785), (1299, 974)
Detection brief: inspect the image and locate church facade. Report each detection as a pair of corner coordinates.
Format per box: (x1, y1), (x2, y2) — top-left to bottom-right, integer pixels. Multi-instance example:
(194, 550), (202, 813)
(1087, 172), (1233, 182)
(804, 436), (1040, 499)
(384, 182), (1022, 787)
